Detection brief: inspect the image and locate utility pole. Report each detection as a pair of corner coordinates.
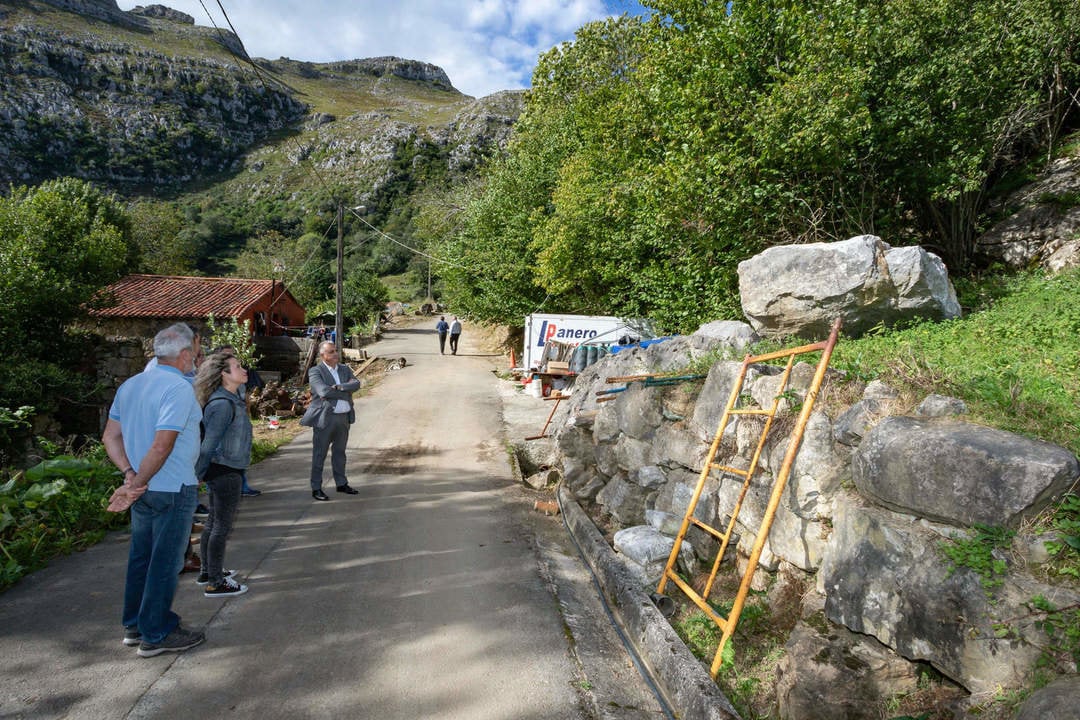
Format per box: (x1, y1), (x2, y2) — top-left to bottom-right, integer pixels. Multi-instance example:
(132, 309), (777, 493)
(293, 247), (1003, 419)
(335, 202), (344, 348)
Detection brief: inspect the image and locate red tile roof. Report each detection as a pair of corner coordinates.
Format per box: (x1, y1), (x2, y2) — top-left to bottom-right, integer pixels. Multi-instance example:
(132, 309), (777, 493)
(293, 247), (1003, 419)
(90, 274), (279, 319)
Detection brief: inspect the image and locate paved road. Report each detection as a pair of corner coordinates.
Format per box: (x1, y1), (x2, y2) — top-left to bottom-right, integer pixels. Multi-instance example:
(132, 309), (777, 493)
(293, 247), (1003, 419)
(0, 317), (664, 719)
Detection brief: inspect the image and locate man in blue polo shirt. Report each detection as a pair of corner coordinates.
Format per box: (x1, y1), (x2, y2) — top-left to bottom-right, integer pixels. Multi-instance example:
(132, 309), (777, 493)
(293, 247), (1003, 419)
(103, 323), (205, 657)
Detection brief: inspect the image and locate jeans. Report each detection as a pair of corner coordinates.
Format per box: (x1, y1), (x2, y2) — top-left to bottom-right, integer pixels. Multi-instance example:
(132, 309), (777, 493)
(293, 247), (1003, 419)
(449, 333), (460, 354)
(438, 332), (447, 353)
(122, 484), (198, 643)
(200, 467), (243, 585)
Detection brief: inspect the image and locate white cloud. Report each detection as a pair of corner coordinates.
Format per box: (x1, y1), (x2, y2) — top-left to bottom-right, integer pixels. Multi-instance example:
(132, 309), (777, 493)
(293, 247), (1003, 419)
(112, 0), (641, 97)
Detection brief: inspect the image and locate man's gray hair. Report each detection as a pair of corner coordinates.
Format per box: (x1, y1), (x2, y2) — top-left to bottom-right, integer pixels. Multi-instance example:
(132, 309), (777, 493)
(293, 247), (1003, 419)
(154, 323), (194, 360)
(318, 340), (336, 356)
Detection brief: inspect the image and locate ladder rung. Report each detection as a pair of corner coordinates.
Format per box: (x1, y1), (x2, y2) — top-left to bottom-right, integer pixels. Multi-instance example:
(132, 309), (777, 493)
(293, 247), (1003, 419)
(663, 570), (728, 630)
(711, 463), (750, 477)
(728, 408), (773, 416)
(689, 517), (725, 539)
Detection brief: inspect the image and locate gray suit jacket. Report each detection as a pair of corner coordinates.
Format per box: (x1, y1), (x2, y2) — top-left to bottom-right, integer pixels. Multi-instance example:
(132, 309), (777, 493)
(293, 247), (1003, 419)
(300, 362), (361, 429)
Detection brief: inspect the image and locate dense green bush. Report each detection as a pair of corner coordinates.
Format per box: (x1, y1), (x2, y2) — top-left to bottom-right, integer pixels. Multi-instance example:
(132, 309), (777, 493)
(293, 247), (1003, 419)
(0, 177), (137, 358)
(0, 450), (129, 590)
(0, 178), (136, 463)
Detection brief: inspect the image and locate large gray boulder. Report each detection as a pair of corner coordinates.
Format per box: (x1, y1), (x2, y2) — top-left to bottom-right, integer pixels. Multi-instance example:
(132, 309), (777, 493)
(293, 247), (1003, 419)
(689, 320), (760, 355)
(595, 474), (649, 526)
(853, 416), (1079, 528)
(738, 235), (960, 339)
(1014, 676), (1080, 720)
(775, 618), (935, 720)
(820, 501), (1080, 693)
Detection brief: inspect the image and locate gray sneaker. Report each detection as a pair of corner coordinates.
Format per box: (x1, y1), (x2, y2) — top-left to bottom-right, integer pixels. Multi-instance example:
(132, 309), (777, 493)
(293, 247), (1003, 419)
(123, 626), (141, 646)
(136, 626), (205, 658)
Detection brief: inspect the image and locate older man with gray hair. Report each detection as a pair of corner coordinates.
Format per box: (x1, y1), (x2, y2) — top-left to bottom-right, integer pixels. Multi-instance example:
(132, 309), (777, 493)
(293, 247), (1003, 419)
(103, 323), (205, 657)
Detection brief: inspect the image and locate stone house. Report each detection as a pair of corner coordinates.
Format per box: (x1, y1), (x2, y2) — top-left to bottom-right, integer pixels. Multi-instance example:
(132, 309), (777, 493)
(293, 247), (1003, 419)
(85, 274), (307, 426)
(87, 273), (306, 339)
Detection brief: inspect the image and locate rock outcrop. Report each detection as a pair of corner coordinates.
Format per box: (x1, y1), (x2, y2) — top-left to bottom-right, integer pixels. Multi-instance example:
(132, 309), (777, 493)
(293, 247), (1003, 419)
(0, 1), (522, 194)
(738, 235), (961, 339)
(0, 4), (306, 187)
(977, 153), (1080, 272)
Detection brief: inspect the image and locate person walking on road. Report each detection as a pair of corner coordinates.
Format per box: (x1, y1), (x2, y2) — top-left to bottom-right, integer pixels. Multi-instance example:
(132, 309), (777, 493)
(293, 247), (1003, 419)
(300, 341), (362, 501)
(193, 352), (252, 598)
(435, 315), (449, 354)
(449, 316), (462, 355)
(102, 323), (205, 658)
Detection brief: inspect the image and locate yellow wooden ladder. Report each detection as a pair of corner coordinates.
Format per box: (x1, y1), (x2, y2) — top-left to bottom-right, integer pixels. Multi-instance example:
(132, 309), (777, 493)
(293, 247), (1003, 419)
(656, 318), (842, 677)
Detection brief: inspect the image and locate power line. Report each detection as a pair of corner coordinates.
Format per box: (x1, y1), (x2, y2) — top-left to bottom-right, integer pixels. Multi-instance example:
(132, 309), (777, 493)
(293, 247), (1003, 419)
(192, 2), (461, 273)
(347, 207), (465, 269)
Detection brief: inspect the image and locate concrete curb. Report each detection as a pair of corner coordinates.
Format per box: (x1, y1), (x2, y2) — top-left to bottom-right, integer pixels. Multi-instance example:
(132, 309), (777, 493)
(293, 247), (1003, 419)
(557, 484), (743, 720)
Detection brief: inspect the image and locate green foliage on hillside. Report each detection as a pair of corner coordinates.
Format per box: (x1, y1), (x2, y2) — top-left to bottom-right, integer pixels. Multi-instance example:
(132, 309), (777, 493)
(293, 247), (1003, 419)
(432, 0), (1080, 333)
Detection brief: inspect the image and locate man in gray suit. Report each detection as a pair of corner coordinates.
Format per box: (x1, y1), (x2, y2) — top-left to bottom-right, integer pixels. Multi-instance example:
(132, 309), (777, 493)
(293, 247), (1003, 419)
(300, 341), (362, 501)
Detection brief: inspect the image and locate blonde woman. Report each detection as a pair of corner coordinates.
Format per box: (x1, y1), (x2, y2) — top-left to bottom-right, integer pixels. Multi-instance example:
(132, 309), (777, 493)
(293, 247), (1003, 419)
(193, 352), (252, 597)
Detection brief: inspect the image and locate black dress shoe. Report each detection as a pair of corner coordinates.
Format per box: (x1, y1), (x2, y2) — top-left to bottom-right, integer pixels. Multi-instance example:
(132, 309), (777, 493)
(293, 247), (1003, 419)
(335, 485), (359, 495)
(312, 489), (330, 501)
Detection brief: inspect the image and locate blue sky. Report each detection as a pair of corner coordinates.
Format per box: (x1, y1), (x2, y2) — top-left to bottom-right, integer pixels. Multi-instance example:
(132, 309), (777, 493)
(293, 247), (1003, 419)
(114, 1), (649, 98)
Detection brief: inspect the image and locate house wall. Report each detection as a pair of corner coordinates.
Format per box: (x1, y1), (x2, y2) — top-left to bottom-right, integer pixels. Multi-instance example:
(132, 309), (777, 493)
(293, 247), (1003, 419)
(251, 292), (306, 336)
(252, 335), (312, 377)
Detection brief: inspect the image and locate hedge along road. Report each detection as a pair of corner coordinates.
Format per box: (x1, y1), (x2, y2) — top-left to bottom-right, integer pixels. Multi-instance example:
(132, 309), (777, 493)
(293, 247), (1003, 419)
(0, 314), (664, 720)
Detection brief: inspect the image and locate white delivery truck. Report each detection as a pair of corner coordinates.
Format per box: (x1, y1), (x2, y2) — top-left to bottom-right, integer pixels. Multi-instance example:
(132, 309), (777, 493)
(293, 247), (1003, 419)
(523, 313), (650, 372)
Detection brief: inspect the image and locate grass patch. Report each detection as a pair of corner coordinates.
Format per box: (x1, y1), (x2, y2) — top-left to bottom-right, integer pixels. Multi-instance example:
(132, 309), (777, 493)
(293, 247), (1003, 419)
(250, 416), (305, 464)
(381, 271), (425, 303)
(831, 267), (1080, 457)
(670, 569), (800, 719)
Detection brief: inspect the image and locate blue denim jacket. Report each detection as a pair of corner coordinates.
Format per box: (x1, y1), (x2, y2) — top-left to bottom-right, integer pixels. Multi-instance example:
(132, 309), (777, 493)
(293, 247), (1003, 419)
(195, 387), (252, 478)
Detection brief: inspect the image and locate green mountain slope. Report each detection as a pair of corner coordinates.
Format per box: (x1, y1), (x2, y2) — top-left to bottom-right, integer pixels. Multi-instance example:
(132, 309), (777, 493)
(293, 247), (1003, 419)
(0, 0), (522, 288)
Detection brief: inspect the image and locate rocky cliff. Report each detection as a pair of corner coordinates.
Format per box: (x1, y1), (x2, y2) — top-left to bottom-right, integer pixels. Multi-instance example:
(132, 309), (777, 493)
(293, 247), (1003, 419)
(0, 0), (522, 193)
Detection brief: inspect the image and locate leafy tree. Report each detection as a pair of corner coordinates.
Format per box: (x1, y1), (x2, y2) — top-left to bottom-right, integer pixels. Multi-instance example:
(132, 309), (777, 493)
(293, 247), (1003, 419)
(0, 177), (136, 358)
(434, 18), (650, 324)
(127, 200), (200, 274)
(0, 178), (135, 461)
(412, 180), (484, 301)
(342, 264), (390, 330)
